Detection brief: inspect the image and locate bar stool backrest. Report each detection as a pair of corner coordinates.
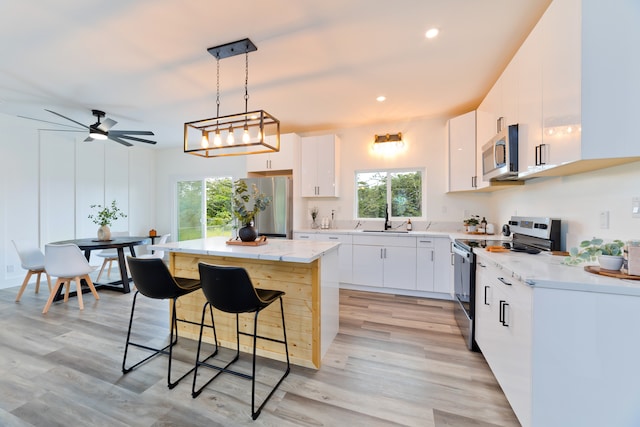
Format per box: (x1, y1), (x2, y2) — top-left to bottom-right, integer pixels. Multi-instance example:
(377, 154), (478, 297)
(198, 263), (264, 314)
(127, 257), (186, 300)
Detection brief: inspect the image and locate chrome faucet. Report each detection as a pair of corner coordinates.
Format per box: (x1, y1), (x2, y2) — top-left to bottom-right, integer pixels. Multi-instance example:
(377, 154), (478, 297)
(384, 204), (392, 230)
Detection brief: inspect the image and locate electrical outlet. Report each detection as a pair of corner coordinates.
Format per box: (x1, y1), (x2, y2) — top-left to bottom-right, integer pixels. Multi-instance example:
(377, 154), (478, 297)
(633, 197), (640, 219)
(600, 211), (610, 229)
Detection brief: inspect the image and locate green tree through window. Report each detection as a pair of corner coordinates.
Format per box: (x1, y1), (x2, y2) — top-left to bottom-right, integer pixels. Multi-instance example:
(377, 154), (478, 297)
(356, 170), (423, 218)
(177, 177), (234, 241)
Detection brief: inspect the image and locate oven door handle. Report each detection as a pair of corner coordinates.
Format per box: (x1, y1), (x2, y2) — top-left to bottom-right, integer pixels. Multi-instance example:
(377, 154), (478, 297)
(452, 244), (470, 259)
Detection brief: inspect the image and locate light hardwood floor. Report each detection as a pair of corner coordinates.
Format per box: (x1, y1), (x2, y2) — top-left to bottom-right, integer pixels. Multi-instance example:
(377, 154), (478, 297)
(0, 281), (519, 426)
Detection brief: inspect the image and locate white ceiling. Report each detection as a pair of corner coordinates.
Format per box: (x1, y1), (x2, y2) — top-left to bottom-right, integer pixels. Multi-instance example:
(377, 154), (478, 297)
(0, 0), (551, 149)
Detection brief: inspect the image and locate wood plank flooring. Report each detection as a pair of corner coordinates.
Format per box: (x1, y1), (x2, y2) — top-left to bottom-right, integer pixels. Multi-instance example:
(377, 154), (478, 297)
(0, 281), (519, 426)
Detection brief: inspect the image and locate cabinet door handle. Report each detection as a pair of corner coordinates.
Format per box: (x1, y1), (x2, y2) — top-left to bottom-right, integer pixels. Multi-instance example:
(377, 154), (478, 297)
(498, 277), (512, 286)
(431, 250), (434, 262)
(539, 143), (546, 165)
(499, 300), (506, 324)
(535, 144), (540, 166)
(380, 248), (384, 259)
(484, 286), (490, 305)
(328, 236), (338, 240)
(500, 301), (510, 327)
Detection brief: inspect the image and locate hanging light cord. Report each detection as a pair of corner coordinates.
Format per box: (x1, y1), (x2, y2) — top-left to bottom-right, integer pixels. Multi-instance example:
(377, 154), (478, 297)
(216, 54), (221, 118)
(244, 50), (249, 113)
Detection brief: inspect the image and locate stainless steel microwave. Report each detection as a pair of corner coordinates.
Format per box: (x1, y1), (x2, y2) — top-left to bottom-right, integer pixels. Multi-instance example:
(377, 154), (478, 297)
(481, 124), (519, 181)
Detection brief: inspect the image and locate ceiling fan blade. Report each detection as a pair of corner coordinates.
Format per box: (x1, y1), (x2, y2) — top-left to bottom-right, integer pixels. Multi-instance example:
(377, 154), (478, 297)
(108, 135), (133, 147)
(98, 117), (117, 131)
(17, 115), (85, 130)
(117, 135), (157, 145)
(45, 109), (89, 129)
(109, 130), (155, 136)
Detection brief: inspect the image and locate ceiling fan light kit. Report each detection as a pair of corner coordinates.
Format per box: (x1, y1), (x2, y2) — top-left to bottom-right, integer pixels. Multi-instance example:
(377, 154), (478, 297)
(41, 108), (156, 147)
(184, 38), (280, 158)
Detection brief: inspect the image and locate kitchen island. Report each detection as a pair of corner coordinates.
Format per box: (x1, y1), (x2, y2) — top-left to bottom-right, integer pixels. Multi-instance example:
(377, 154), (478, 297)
(150, 237), (340, 369)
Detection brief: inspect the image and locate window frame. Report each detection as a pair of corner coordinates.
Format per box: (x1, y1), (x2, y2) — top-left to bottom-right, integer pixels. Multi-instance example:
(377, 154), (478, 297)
(354, 168), (426, 220)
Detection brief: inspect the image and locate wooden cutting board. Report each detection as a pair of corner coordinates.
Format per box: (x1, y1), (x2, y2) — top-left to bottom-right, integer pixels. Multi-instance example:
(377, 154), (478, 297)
(584, 265), (640, 280)
(226, 236), (268, 246)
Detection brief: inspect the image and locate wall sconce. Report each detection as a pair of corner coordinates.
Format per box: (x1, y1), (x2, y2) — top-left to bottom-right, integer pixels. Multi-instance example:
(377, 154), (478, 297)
(372, 133), (405, 153)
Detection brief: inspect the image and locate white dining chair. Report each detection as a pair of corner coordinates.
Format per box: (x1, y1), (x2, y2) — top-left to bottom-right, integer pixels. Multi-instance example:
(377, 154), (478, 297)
(96, 231), (130, 282)
(12, 240), (52, 302)
(43, 243), (99, 314)
(137, 233), (170, 259)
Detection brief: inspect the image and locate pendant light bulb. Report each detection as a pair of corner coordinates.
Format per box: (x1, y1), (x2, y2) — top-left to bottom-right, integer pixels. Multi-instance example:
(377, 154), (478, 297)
(200, 131), (209, 148)
(213, 128), (222, 146)
(242, 124), (250, 143)
(227, 125), (235, 145)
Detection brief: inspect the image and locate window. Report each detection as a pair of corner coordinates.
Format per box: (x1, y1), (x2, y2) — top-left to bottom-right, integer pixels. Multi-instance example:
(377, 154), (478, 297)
(177, 177), (233, 241)
(356, 169), (423, 218)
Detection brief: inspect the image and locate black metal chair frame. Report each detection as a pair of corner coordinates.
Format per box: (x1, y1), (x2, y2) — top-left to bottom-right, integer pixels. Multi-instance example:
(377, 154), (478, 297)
(122, 257), (208, 389)
(192, 264), (291, 420)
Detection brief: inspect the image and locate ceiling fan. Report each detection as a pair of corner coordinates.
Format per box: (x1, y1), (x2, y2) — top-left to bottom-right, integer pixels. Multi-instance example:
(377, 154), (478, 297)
(41, 109), (157, 147)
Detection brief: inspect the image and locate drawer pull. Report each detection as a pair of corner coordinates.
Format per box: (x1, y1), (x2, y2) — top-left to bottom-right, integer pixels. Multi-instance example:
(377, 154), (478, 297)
(498, 277), (512, 286)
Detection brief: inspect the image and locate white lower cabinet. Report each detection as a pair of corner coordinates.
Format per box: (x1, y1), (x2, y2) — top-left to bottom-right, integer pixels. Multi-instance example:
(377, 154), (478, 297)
(314, 233), (352, 284)
(475, 255), (533, 427)
(352, 235), (416, 290)
(293, 232), (352, 283)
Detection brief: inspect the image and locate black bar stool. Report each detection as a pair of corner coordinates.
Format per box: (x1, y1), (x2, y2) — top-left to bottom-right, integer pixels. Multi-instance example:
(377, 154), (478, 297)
(122, 257), (204, 389)
(192, 263), (290, 420)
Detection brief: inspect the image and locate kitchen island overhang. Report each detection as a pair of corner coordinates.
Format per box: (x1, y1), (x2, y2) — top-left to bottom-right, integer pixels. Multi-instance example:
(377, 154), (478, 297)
(150, 237), (340, 369)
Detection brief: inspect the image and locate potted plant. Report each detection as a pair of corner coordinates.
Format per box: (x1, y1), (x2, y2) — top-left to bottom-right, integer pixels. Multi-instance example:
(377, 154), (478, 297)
(88, 200), (127, 241)
(563, 237), (625, 270)
(463, 215), (480, 232)
(232, 180), (271, 242)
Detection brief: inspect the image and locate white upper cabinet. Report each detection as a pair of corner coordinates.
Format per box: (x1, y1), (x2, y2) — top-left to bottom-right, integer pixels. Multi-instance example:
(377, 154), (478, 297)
(448, 111), (483, 191)
(478, 0), (640, 183)
(538, 0), (582, 170)
(300, 134), (340, 197)
(246, 133), (299, 173)
(517, 19), (543, 174)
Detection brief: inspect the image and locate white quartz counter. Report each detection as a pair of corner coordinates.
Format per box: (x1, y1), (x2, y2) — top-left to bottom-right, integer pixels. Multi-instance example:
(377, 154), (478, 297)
(150, 236), (339, 263)
(475, 249), (640, 297)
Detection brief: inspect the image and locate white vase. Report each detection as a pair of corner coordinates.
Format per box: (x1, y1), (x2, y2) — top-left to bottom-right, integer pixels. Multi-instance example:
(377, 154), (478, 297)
(598, 255), (623, 271)
(97, 225), (111, 241)
(467, 225), (477, 232)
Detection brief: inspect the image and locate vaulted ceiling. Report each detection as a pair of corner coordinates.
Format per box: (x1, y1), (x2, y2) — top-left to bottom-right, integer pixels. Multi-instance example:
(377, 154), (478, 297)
(0, 0), (551, 148)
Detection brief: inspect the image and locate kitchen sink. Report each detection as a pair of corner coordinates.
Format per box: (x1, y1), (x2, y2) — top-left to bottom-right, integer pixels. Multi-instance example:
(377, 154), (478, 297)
(361, 230), (409, 233)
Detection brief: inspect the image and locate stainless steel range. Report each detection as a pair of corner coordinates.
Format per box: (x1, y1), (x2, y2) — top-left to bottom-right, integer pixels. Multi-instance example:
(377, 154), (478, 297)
(453, 216), (561, 351)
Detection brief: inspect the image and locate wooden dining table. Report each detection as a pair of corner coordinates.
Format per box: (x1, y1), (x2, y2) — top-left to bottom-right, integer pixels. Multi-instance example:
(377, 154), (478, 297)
(48, 236), (148, 299)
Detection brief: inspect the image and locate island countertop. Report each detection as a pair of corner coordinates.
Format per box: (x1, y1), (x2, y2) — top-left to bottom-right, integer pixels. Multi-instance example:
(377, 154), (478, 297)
(150, 236), (340, 263)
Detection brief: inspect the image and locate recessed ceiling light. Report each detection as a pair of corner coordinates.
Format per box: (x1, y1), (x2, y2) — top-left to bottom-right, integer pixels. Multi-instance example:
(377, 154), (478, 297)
(376, 96), (386, 102)
(425, 28), (439, 39)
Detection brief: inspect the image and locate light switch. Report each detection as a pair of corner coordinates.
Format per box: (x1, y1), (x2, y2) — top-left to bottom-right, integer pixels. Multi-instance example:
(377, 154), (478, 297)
(633, 197), (640, 219)
(600, 211), (609, 229)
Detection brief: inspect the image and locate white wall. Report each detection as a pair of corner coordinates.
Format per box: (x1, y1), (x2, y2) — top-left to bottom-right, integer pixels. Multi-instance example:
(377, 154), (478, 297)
(0, 113), (156, 289)
(489, 161), (640, 250)
(297, 116), (492, 230)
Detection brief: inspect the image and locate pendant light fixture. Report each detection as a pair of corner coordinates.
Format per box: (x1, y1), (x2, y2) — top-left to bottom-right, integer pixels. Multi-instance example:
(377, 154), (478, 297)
(184, 38), (280, 157)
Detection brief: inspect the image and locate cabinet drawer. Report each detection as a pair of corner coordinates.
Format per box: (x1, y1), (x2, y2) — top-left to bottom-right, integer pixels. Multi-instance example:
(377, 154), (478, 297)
(352, 234), (416, 247)
(315, 233), (352, 244)
(416, 238), (435, 248)
(293, 233), (315, 240)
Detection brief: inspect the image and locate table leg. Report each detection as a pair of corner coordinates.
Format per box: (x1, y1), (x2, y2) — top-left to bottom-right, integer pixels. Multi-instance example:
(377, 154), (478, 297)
(116, 247), (131, 293)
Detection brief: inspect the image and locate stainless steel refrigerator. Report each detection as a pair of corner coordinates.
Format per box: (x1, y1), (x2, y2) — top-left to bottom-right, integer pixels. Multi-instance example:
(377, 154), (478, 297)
(239, 177), (292, 239)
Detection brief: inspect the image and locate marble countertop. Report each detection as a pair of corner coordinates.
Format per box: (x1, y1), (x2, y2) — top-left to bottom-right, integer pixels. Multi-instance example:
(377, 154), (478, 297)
(475, 249), (640, 296)
(150, 236), (340, 263)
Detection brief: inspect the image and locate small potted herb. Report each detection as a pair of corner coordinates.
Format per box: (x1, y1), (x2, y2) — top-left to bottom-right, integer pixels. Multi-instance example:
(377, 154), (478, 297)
(563, 237), (625, 270)
(463, 215), (480, 232)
